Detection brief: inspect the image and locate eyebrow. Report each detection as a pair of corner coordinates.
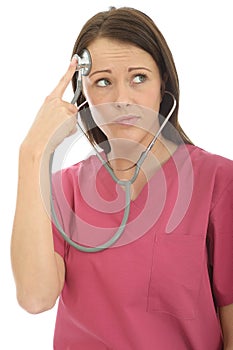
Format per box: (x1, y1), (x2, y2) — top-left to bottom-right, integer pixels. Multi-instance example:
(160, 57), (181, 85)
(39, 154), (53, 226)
(128, 67), (152, 73)
(89, 69), (111, 78)
(89, 67), (152, 78)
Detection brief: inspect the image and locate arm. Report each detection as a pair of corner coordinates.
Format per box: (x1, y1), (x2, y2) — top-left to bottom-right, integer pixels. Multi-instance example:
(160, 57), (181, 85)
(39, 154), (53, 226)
(220, 304), (233, 350)
(11, 58), (78, 314)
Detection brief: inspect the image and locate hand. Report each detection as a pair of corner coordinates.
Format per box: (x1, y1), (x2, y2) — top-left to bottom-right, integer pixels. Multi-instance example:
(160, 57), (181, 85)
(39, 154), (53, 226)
(22, 56), (78, 155)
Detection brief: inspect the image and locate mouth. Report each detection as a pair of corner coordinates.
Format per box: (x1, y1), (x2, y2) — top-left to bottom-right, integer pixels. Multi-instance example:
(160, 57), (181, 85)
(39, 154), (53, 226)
(113, 115), (141, 126)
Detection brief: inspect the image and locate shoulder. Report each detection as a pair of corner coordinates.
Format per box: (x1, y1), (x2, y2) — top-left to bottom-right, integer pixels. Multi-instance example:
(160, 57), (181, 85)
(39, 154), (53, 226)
(53, 154), (101, 182)
(186, 144), (233, 180)
(52, 154), (103, 200)
(186, 145), (233, 208)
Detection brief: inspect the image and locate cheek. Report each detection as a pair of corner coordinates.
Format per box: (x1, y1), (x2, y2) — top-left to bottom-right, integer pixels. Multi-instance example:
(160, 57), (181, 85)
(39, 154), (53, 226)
(82, 79), (95, 105)
(82, 79), (110, 106)
(142, 89), (161, 111)
(133, 80), (162, 111)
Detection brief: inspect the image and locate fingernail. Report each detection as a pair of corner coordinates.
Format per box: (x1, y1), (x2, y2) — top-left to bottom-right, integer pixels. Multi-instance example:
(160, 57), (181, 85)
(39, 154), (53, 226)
(71, 54), (78, 66)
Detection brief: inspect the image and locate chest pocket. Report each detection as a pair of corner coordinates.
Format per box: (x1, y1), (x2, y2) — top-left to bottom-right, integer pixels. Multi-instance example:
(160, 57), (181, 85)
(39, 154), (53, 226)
(147, 234), (205, 320)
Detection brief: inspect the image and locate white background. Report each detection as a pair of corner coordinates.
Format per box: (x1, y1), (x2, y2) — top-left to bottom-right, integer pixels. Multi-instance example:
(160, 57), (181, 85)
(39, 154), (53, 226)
(0, 0), (232, 348)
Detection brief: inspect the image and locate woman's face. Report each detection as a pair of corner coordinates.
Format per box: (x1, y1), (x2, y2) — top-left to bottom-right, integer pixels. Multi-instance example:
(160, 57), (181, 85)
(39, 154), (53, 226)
(82, 37), (163, 148)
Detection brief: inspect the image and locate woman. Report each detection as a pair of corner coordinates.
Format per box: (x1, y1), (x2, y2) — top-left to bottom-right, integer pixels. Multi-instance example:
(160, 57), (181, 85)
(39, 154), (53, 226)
(11, 7), (233, 350)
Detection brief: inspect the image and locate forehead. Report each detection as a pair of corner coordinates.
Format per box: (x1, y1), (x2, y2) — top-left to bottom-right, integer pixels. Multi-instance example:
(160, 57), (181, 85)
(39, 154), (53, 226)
(87, 37), (156, 68)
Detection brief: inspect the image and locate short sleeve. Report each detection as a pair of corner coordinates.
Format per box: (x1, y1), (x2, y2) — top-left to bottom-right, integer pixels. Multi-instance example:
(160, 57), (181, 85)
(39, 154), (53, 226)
(52, 222), (66, 259)
(51, 170), (69, 260)
(208, 180), (233, 307)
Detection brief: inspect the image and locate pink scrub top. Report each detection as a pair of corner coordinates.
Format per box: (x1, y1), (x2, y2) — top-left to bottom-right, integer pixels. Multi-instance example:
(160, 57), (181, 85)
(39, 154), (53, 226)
(52, 144), (233, 349)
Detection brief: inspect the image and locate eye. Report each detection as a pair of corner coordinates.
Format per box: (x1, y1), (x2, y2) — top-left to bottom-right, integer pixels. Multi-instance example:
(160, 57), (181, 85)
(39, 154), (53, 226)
(132, 74), (147, 84)
(96, 78), (111, 87)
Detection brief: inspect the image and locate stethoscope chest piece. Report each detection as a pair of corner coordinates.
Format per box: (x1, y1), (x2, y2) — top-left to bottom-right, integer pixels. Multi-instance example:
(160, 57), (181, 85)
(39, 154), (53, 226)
(73, 49), (92, 76)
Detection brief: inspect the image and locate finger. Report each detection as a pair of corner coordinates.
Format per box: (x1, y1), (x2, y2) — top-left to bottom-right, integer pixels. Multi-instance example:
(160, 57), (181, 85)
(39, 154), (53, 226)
(50, 56), (78, 99)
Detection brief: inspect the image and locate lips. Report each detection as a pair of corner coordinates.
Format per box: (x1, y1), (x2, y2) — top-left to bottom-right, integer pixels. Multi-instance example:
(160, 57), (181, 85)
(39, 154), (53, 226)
(113, 115), (140, 126)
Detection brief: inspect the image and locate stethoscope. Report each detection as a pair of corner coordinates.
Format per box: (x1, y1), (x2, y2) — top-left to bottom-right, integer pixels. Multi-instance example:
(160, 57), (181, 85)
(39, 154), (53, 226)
(50, 49), (177, 253)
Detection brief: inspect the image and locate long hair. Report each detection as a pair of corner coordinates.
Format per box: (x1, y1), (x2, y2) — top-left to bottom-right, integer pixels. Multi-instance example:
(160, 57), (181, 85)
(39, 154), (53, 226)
(72, 7), (193, 152)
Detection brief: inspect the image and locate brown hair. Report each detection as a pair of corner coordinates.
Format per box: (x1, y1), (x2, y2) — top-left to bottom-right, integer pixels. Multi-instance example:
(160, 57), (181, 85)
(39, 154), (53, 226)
(72, 7), (193, 152)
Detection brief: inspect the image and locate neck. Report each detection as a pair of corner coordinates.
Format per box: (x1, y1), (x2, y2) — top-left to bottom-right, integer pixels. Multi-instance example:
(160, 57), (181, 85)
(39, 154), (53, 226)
(107, 137), (178, 182)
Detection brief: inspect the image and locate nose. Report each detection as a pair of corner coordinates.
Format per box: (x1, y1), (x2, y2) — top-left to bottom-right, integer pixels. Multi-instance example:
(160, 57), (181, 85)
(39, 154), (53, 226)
(114, 82), (132, 107)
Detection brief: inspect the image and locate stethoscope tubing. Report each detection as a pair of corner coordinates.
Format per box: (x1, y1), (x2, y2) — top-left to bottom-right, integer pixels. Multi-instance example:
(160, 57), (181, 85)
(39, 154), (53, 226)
(49, 71), (176, 252)
(49, 158), (131, 252)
